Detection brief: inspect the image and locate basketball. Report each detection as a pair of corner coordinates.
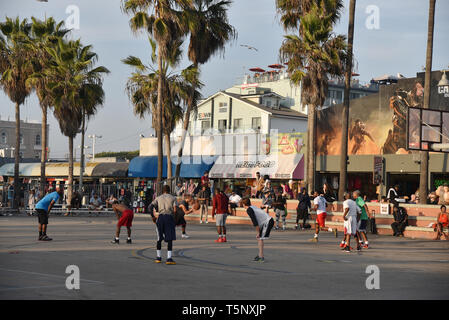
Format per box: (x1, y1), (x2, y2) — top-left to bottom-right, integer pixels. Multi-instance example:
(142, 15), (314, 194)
(193, 200), (200, 211)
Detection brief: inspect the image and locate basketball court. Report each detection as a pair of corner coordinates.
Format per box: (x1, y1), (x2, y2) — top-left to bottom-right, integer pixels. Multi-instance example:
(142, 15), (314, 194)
(0, 215), (448, 300)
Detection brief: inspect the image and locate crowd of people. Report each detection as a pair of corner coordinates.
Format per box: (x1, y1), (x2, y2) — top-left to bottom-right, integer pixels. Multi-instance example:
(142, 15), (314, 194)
(387, 183), (449, 205)
(9, 169), (449, 264)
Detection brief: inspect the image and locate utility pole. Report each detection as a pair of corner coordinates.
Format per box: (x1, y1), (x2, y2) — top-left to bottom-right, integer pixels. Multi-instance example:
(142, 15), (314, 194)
(88, 134), (102, 162)
(77, 145), (90, 192)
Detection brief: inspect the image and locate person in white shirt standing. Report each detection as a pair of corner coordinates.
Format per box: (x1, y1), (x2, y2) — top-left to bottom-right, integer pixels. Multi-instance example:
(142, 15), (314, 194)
(228, 191), (242, 216)
(342, 192), (362, 253)
(242, 197), (274, 263)
(310, 190), (338, 242)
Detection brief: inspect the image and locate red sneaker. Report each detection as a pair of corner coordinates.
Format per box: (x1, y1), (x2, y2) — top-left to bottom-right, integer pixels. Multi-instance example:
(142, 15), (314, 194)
(363, 244), (369, 249)
(215, 238), (222, 243)
(222, 237), (227, 242)
(339, 242), (345, 248)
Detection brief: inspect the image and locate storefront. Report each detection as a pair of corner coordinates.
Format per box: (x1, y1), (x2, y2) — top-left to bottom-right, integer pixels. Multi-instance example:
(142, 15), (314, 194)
(128, 155), (217, 212)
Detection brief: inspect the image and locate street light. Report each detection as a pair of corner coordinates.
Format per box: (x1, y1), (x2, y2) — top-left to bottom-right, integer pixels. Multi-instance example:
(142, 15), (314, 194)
(88, 134), (102, 162)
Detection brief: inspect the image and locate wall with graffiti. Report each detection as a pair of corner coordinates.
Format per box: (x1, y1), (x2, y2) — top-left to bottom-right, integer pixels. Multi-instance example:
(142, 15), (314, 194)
(317, 71), (449, 156)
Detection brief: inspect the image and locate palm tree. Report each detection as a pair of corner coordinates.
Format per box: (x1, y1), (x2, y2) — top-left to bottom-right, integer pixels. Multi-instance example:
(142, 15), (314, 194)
(121, 0), (191, 192)
(27, 17), (70, 199)
(0, 17), (33, 209)
(175, 0), (236, 179)
(43, 39), (108, 206)
(419, 0), (436, 204)
(123, 38), (198, 180)
(278, 0), (346, 193)
(338, 0), (356, 201)
(79, 81), (107, 193)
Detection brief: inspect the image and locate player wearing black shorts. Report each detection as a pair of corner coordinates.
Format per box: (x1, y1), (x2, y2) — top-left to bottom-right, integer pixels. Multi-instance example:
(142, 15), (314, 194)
(148, 185), (178, 265)
(34, 189), (63, 241)
(175, 194), (193, 239)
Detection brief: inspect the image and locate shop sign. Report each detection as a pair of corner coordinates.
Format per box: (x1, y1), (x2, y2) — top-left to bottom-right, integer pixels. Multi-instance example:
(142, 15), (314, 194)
(198, 112), (211, 120)
(373, 156), (383, 184)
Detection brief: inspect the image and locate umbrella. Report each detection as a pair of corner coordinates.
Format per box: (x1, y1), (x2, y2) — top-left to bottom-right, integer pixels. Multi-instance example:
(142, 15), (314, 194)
(268, 64), (284, 69)
(249, 67), (265, 72)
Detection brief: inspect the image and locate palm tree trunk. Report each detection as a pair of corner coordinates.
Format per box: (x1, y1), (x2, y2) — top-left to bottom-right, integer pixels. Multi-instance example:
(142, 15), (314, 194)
(307, 105), (316, 193)
(67, 136), (74, 209)
(40, 105), (47, 199)
(14, 102), (21, 209)
(419, 0), (436, 204)
(338, 0), (356, 201)
(175, 63), (197, 179)
(156, 45), (164, 194)
(79, 110), (86, 194)
(166, 133), (172, 180)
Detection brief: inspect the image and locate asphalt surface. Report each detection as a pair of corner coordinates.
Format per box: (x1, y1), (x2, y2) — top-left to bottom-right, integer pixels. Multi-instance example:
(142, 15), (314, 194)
(0, 215), (448, 300)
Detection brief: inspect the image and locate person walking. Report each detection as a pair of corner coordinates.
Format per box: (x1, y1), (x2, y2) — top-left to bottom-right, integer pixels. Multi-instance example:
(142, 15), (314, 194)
(296, 187), (311, 230)
(272, 188), (287, 230)
(212, 188), (229, 243)
(198, 185), (210, 224)
(35, 188), (63, 241)
(148, 185), (178, 265)
(28, 189), (37, 216)
(354, 190), (370, 248)
(310, 190), (338, 242)
(242, 198), (274, 263)
(255, 172), (265, 199)
(342, 192), (362, 253)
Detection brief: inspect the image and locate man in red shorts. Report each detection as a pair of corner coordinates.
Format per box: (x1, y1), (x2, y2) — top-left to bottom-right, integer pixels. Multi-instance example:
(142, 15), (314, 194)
(310, 190), (338, 242)
(111, 201), (134, 244)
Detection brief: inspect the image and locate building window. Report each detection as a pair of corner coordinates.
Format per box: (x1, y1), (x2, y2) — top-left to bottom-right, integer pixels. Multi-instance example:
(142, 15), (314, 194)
(1, 132), (6, 144)
(251, 117), (261, 130)
(233, 118), (242, 131)
(336, 91), (342, 100)
(218, 120), (227, 133)
(35, 134), (41, 146)
(265, 100), (271, 107)
(20, 134), (24, 144)
(201, 120), (211, 134)
(218, 102), (228, 113)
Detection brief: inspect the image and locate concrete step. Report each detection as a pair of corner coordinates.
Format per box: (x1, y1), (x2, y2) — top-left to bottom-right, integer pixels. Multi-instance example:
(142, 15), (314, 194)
(185, 211), (442, 240)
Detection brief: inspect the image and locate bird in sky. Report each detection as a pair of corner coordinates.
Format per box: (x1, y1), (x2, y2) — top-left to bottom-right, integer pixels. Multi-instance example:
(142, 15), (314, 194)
(240, 44), (258, 52)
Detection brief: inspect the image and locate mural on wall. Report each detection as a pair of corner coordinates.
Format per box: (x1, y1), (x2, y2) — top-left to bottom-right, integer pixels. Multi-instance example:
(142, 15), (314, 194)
(261, 132), (306, 155)
(316, 73), (449, 155)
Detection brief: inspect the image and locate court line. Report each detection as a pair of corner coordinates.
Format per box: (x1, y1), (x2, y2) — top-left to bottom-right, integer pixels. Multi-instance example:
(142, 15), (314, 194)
(0, 267), (104, 284)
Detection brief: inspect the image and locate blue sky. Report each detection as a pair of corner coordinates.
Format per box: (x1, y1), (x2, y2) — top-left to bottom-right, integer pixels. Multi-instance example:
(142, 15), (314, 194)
(0, 0), (448, 159)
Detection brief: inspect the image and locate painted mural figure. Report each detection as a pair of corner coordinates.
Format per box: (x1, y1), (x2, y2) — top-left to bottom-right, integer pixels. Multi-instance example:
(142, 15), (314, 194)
(349, 119), (374, 154)
(383, 82), (424, 154)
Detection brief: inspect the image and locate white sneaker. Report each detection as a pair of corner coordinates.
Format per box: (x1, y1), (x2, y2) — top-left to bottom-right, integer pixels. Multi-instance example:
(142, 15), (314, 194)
(200, 220), (203, 224)
(182, 234), (190, 239)
(205, 221), (209, 224)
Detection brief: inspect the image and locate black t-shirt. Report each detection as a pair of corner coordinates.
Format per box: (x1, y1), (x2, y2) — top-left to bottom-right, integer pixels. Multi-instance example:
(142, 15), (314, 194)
(272, 194), (286, 210)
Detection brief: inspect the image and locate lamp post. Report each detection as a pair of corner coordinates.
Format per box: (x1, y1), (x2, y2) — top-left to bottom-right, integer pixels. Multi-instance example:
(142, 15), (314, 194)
(88, 134), (102, 162)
